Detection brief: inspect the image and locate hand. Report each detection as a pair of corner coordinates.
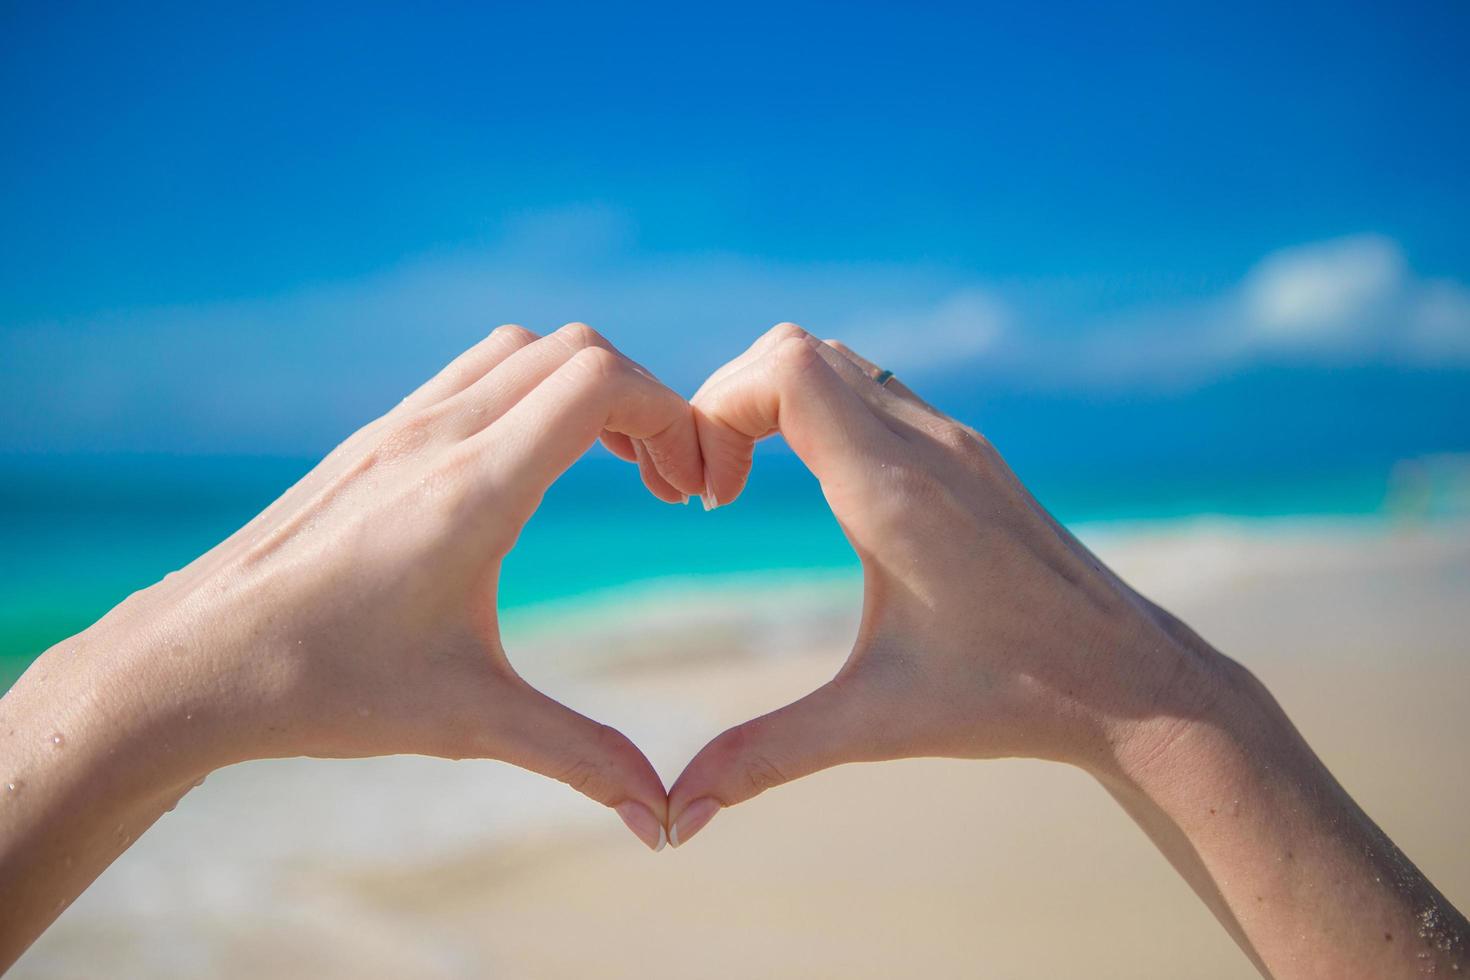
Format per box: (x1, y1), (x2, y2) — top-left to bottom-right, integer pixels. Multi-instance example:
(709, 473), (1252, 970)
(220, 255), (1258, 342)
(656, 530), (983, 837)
(8, 324), (703, 867)
(666, 324), (1468, 978)
(667, 323), (1201, 843)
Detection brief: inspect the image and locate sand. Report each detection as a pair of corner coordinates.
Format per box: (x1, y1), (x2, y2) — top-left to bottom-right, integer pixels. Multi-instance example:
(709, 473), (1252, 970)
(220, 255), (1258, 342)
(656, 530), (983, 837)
(14, 518), (1470, 979)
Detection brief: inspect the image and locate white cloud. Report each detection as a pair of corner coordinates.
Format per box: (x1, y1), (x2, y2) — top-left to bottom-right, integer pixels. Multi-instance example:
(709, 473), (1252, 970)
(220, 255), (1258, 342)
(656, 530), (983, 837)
(836, 288), (1007, 372)
(1019, 234), (1470, 388)
(1231, 234), (1470, 366)
(1241, 235), (1406, 342)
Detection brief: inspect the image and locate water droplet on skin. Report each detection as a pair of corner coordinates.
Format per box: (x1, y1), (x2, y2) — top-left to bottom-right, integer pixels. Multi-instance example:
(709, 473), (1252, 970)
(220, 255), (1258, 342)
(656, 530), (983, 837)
(185, 713), (193, 721)
(50, 732), (64, 747)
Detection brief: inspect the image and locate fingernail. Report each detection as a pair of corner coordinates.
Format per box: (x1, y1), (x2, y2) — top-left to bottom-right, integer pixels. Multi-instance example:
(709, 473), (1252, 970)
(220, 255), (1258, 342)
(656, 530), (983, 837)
(700, 490), (719, 512)
(670, 797), (720, 848)
(680, 494), (690, 505)
(614, 801), (667, 853)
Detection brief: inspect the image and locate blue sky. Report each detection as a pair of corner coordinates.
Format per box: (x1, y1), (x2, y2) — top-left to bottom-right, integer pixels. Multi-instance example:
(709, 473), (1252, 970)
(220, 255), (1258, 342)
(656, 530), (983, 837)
(2, 2), (1468, 460)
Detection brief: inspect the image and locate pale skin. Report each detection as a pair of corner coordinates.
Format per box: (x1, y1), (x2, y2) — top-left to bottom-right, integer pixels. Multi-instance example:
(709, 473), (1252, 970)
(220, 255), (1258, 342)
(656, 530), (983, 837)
(669, 323), (1469, 977)
(0, 323), (705, 970)
(1, 323), (1464, 977)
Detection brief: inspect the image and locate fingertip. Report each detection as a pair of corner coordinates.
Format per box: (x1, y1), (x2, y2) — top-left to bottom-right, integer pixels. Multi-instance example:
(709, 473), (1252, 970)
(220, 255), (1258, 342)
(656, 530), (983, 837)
(615, 800), (669, 852)
(600, 430), (639, 462)
(692, 407), (755, 509)
(632, 438), (692, 504)
(668, 797), (721, 848)
(659, 404), (710, 499)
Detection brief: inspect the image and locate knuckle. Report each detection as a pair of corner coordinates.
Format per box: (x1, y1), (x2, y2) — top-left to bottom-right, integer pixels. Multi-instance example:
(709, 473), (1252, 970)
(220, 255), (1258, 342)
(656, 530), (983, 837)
(377, 409), (443, 459)
(718, 721), (790, 796)
(490, 323), (536, 346)
(770, 335), (823, 379)
(764, 321), (810, 346)
(558, 757), (604, 796)
(740, 753), (790, 795)
(933, 421), (997, 467)
(932, 421), (976, 452)
(554, 321), (608, 352)
(639, 434), (676, 471)
(567, 344), (626, 382)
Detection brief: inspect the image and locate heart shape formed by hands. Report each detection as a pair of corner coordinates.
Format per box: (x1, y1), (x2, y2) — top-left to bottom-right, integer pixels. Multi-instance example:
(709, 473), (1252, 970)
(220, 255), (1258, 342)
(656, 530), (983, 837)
(144, 317), (1186, 857)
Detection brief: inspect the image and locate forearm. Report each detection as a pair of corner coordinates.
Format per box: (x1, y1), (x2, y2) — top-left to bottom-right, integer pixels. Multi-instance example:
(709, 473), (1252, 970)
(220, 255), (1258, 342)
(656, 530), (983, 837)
(1100, 632), (1467, 978)
(0, 618), (224, 971)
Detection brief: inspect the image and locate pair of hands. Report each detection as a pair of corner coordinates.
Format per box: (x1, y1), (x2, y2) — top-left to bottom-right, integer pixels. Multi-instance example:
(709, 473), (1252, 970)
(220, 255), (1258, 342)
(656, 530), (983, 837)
(77, 321), (1199, 852)
(12, 319), (1467, 977)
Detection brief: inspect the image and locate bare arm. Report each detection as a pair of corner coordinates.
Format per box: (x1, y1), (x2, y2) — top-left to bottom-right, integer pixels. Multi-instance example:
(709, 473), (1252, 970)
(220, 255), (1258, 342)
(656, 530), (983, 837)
(0, 323), (702, 970)
(1102, 612), (1466, 976)
(668, 323), (1467, 977)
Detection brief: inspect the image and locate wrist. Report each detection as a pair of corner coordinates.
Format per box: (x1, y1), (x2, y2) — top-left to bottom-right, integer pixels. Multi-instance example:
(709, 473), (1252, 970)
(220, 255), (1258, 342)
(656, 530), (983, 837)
(0, 617), (227, 966)
(22, 606), (240, 785)
(1092, 606), (1274, 793)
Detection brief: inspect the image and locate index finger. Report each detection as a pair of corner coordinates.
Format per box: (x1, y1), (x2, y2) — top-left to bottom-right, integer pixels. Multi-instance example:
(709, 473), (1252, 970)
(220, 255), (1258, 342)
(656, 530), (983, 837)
(471, 345), (705, 510)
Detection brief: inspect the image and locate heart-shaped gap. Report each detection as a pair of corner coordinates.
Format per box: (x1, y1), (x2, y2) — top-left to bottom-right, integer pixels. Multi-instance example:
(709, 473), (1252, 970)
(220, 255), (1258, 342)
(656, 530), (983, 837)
(500, 451), (861, 782)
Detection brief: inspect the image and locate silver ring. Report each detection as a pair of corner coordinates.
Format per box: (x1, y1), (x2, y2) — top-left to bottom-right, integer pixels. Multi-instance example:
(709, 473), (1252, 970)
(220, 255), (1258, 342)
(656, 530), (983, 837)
(872, 368), (895, 387)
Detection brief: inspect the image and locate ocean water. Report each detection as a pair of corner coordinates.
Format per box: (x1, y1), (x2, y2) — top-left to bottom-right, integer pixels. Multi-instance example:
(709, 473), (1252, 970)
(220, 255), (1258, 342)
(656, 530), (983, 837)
(1, 447), (1464, 689)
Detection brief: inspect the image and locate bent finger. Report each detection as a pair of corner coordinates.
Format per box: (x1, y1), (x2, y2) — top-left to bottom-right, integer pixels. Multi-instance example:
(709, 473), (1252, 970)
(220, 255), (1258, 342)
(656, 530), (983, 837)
(693, 321), (813, 401)
(447, 321), (627, 436)
(632, 438), (688, 504)
(474, 345), (705, 513)
(599, 430), (638, 462)
(693, 335), (902, 509)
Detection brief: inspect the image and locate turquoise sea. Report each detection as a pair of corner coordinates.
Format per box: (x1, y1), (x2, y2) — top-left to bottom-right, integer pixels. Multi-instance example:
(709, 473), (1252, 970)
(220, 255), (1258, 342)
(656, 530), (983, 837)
(6, 446), (1463, 690)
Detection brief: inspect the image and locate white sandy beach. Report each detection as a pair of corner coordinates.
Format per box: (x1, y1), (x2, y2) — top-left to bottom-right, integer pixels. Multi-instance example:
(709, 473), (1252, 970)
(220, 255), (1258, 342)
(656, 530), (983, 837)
(14, 518), (1470, 979)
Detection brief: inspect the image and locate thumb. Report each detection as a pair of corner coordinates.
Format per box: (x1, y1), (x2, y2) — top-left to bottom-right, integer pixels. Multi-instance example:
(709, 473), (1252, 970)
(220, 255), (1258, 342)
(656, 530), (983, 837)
(666, 679), (871, 848)
(496, 682), (671, 852)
